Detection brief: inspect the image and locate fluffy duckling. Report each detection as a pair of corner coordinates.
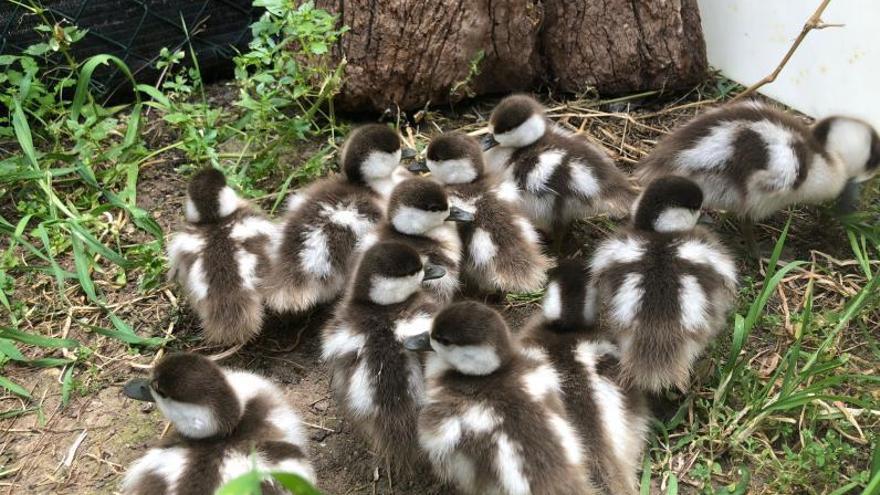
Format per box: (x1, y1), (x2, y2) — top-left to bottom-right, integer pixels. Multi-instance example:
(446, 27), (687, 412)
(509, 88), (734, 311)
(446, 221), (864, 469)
(590, 176), (738, 392)
(410, 132), (551, 293)
(322, 241), (444, 468)
(264, 124), (413, 313)
(481, 94), (637, 241)
(365, 177), (473, 302)
(167, 169), (278, 346)
(636, 101), (880, 232)
(405, 301), (594, 495)
(121, 353), (314, 494)
(519, 260), (651, 494)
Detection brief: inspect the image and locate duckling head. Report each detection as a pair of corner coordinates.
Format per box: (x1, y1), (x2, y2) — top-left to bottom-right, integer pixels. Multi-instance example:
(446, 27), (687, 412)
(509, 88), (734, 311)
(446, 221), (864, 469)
(122, 353), (241, 439)
(388, 178), (474, 235)
(409, 132), (486, 185)
(482, 94), (547, 150)
(542, 258), (597, 330)
(353, 241), (446, 305)
(632, 176), (703, 233)
(813, 116), (880, 183)
(184, 168), (244, 224)
(405, 301), (513, 376)
(341, 124), (410, 185)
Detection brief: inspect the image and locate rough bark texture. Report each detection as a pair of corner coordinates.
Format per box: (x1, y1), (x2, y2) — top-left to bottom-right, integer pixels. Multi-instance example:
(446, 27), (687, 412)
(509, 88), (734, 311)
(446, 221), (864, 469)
(315, 0), (707, 112)
(541, 0), (708, 94)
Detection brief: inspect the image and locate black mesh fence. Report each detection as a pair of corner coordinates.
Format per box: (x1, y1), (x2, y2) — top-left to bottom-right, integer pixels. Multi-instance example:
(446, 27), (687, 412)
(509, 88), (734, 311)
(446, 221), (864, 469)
(1, 0), (260, 99)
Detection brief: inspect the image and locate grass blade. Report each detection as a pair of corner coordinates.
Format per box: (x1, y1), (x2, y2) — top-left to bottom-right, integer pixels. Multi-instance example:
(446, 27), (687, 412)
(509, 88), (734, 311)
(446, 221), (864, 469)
(61, 365), (74, 407)
(0, 328), (80, 348)
(11, 100), (38, 168)
(71, 54), (140, 121)
(70, 233), (98, 301)
(0, 375), (31, 398)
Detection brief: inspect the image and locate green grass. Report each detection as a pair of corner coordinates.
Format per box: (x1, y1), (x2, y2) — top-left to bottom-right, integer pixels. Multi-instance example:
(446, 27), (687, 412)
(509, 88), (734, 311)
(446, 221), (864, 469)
(642, 212), (880, 494)
(0, 1), (345, 400)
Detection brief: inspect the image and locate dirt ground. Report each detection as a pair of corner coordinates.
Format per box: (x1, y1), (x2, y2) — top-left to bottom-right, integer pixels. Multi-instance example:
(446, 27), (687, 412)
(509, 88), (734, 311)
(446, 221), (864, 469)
(1, 86), (872, 494)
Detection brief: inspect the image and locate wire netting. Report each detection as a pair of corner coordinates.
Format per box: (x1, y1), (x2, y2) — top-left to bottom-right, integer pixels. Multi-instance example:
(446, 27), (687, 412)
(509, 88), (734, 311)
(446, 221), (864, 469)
(1, 0), (260, 98)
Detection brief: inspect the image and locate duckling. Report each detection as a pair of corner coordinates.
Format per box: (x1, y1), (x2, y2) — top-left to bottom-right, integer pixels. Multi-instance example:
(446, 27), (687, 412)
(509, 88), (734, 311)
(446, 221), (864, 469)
(264, 124), (414, 313)
(410, 132), (551, 294)
(321, 241), (444, 469)
(589, 176), (738, 392)
(636, 101), (880, 244)
(481, 94), (637, 245)
(167, 168), (278, 346)
(121, 352), (314, 495)
(365, 177), (473, 302)
(404, 301), (595, 495)
(519, 259), (651, 494)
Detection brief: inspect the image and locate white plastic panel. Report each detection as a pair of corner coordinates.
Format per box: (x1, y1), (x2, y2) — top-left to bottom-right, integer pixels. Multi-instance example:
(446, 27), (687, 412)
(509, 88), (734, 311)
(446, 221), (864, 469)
(696, 0), (880, 129)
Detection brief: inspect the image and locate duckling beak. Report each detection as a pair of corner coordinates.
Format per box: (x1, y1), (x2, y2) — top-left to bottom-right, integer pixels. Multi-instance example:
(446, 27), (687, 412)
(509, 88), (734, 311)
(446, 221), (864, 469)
(480, 133), (499, 151)
(400, 147), (418, 160)
(122, 378), (155, 402)
(836, 179), (861, 215)
(423, 263), (446, 281)
(446, 206), (475, 223)
(403, 332), (433, 352)
(407, 158), (430, 174)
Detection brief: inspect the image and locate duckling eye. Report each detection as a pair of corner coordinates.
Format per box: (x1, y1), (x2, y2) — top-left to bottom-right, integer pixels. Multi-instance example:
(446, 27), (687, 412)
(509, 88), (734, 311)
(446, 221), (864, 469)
(434, 336), (451, 346)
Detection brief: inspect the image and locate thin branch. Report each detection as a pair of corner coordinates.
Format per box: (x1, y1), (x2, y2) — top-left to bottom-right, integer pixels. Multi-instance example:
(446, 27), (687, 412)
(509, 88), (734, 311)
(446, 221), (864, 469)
(730, 0), (840, 103)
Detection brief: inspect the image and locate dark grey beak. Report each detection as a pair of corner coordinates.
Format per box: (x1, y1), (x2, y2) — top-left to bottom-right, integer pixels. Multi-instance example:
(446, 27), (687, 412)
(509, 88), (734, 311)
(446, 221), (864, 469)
(446, 206), (475, 223)
(480, 133), (499, 151)
(836, 179), (861, 215)
(423, 263), (446, 281)
(400, 147), (418, 160)
(123, 378), (155, 402)
(403, 332), (433, 352)
(407, 158), (430, 174)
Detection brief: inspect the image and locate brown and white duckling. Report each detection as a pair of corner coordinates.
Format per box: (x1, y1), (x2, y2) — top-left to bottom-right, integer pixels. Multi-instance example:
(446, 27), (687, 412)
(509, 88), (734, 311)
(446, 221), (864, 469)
(481, 94), (637, 242)
(519, 259), (650, 494)
(322, 241), (444, 469)
(590, 176), (738, 393)
(167, 168), (278, 346)
(264, 124), (414, 313)
(636, 101), (880, 238)
(405, 301), (594, 495)
(121, 353), (314, 495)
(364, 177), (473, 302)
(410, 132), (551, 293)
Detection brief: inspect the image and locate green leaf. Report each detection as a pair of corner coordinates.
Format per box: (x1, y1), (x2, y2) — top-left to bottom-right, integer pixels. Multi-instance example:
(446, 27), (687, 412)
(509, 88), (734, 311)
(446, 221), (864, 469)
(11, 100), (39, 168)
(67, 221), (130, 268)
(271, 472), (323, 495)
(23, 43), (51, 56)
(216, 470), (264, 495)
(0, 328), (80, 349)
(136, 84), (171, 107)
(665, 473), (678, 495)
(61, 365), (74, 407)
(0, 339), (25, 361)
(71, 54), (140, 122)
(0, 375), (31, 398)
(85, 322), (164, 347)
(70, 233), (98, 301)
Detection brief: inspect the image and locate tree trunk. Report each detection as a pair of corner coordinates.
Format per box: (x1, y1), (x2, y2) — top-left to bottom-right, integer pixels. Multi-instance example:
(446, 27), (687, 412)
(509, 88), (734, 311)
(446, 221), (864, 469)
(541, 0), (708, 94)
(316, 0), (707, 112)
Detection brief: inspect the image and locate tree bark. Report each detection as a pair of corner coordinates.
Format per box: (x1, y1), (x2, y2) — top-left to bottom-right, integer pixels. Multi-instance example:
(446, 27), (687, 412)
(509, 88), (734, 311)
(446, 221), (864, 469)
(541, 0), (708, 94)
(316, 0), (707, 112)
